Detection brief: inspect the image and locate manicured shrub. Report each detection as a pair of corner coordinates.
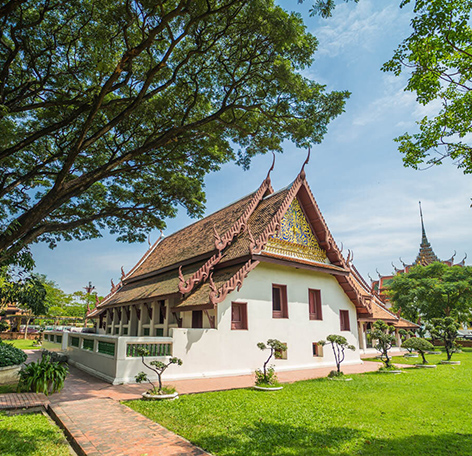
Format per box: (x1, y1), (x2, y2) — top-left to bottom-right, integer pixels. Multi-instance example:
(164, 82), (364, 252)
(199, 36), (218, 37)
(427, 317), (460, 361)
(318, 334), (355, 376)
(401, 338), (434, 364)
(255, 339), (286, 386)
(369, 320), (396, 368)
(135, 347), (182, 395)
(0, 340), (27, 367)
(18, 355), (68, 395)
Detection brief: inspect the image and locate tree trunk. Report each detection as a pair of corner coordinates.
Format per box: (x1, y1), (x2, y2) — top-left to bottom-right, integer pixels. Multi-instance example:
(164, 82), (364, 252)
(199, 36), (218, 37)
(24, 315), (31, 339)
(421, 351), (427, 364)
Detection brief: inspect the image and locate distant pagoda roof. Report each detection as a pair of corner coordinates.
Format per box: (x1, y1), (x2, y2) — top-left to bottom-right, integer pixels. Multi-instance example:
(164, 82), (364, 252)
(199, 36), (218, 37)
(414, 202), (440, 266)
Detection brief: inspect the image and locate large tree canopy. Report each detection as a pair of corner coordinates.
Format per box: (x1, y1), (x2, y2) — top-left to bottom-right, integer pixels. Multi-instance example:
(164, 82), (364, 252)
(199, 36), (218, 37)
(311, 0), (472, 178)
(387, 262), (472, 324)
(0, 0), (349, 263)
(383, 0), (472, 176)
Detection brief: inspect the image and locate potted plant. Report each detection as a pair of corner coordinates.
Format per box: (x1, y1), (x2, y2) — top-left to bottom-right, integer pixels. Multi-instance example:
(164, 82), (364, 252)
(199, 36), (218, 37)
(318, 334), (355, 380)
(0, 341), (27, 385)
(401, 337), (436, 367)
(18, 354), (68, 395)
(254, 339), (286, 391)
(135, 347), (182, 399)
(369, 320), (401, 373)
(427, 318), (461, 365)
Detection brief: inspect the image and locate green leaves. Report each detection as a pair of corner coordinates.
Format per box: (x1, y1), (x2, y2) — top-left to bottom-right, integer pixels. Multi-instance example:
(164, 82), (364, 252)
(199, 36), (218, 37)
(18, 354), (69, 395)
(383, 0), (472, 176)
(369, 320), (397, 368)
(388, 262), (472, 323)
(0, 341), (27, 367)
(0, 0), (349, 260)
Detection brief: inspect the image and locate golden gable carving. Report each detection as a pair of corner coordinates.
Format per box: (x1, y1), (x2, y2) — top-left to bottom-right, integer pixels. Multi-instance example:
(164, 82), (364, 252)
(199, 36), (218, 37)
(265, 198), (327, 263)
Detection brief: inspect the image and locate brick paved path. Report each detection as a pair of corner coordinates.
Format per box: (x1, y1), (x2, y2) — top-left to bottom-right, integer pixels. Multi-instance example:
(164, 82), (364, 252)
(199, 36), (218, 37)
(49, 397), (209, 456)
(0, 392), (49, 410)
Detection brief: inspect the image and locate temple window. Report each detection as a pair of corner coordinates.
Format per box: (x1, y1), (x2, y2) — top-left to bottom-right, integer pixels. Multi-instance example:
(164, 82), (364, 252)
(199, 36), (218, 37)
(192, 310), (203, 328)
(312, 342), (323, 357)
(308, 289), (322, 320)
(158, 300), (166, 324)
(231, 302), (248, 330)
(272, 284), (288, 318)
(340, 310), (350, 331)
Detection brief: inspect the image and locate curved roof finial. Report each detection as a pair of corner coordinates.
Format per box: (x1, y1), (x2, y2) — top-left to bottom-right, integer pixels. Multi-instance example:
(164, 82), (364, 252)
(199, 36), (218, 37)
(300, 147), (310, 180)
(266, 152), (276, 182)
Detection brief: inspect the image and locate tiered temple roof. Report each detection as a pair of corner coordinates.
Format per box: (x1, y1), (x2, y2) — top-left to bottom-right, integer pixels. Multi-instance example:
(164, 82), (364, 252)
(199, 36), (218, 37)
(89, 156), (414, 328)
(372, 201), (467, 299)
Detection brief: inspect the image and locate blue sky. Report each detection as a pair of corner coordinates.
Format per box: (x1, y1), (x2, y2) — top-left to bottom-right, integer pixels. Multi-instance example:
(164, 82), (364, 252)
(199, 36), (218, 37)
(31, 0), (472, 295)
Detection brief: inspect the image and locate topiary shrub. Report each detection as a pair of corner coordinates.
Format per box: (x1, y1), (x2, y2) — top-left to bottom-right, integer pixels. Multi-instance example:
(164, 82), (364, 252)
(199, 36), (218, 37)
(135, 347), (182, 395)
(369, 320), (396, 368)
(0, 341), (27, 367)
(401, 338), (434, 364)
(255, 339), (286, 387)
(318, 335), (355, 376)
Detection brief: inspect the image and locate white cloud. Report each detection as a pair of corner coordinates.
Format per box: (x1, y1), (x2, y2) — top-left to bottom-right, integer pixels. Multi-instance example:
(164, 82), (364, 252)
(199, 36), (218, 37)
(313, 0), (408, 57)
(323, 167), (472, 279)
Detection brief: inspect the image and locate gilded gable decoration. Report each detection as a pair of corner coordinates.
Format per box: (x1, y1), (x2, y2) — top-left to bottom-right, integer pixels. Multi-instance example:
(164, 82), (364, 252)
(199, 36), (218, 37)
(265, 198), (327, 263)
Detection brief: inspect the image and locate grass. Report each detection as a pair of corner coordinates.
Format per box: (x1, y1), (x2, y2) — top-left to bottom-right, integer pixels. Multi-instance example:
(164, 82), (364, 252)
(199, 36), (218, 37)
(0, 411), (71, 455)
(1, 339), (40, 350)
(125, 348), (472, 456)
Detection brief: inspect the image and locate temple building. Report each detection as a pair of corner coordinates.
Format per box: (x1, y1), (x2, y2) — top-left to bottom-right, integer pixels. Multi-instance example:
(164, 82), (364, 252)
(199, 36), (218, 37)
(372, 202), (467, 303)
(44, 157), (415, 384)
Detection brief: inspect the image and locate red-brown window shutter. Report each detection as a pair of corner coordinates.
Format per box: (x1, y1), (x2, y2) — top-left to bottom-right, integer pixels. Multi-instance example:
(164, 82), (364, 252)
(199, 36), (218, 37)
(231, 302), (248, 330)
(272, 284), (288, 318)
(340, 309), (350, 331)
(308, 289), (322, 320)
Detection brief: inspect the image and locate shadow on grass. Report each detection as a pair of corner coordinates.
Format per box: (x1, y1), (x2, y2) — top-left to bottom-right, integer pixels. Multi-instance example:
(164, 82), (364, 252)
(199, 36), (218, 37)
(195, 421), (472, 456)
(196, 423), (365, 456)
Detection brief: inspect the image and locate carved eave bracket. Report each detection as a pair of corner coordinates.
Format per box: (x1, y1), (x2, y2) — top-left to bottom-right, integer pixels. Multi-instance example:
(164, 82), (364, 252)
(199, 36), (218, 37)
(209, 260), (260, 306)
(178, 156), (276, 296)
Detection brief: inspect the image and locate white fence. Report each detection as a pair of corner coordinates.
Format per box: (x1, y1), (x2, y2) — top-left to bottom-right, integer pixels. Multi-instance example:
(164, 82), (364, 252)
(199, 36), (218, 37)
(43, 331), (173, 384)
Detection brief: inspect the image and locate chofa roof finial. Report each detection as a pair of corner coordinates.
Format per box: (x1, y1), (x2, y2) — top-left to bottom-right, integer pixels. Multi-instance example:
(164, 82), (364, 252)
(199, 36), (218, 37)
(265, 152), (276, 182)
(300, 147), (310, 180)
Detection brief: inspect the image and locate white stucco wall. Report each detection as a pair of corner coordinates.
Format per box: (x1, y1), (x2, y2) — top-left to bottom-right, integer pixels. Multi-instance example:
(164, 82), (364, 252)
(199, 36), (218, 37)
(163, 261), (362, 380)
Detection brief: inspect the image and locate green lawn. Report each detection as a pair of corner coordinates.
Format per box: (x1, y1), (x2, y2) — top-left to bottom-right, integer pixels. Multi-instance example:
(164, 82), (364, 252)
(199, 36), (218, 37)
(125, 348), (472, 456)
(1, 339), (39, 350)
(0, 412), (71, 455)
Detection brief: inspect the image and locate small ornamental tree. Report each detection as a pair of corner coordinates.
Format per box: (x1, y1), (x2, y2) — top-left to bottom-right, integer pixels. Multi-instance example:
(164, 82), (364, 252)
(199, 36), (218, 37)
(427, 317), (460, 361)
(135, 347), (182, 395)
(255, 339), (287, 386)
(401, 338), (434, 365)
(318, 335), (355, 377)
(369, 320), (396, 369)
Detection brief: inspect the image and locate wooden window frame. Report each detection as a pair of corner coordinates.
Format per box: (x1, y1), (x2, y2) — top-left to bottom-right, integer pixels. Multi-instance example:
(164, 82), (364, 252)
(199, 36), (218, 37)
(231, 302), (248, 330)
(308, 289), (322, 320)
(192, 310), (203, 329)
(340, 309), (351, 331)
(312, 342), (323, 357)
(272, 284), (288, 318)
